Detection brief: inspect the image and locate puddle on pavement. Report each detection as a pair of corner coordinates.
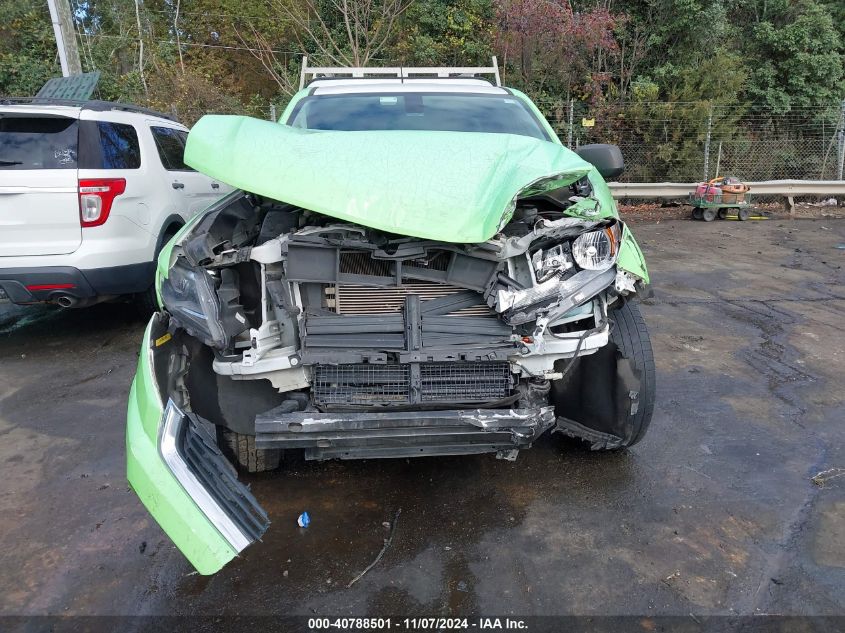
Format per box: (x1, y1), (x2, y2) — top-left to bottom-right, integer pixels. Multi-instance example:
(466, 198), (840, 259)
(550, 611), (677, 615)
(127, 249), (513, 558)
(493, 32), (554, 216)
(172, 436), (648, 614)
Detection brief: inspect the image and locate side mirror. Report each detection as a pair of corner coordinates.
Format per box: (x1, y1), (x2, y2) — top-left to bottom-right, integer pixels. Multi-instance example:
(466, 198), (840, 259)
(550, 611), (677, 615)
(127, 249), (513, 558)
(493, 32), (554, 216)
(576, 144), (624, 180)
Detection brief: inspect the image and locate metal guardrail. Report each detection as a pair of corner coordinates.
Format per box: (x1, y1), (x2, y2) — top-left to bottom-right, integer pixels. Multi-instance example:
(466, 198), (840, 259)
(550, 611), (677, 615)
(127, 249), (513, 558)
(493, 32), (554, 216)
(608, 180), (845, 199)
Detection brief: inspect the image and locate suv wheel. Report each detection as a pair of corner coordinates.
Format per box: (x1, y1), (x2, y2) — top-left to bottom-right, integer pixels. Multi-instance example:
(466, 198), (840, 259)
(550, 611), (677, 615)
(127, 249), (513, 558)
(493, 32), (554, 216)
(135, 284), (160, 315)
(220, 429), (282, 473)
(135, 225), (181, 315)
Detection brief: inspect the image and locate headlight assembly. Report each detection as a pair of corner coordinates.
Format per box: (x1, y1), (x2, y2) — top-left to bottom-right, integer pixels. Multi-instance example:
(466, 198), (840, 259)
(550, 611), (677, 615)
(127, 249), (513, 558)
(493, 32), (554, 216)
(571, 225), (620, 270)
(159, 258), (229, 348)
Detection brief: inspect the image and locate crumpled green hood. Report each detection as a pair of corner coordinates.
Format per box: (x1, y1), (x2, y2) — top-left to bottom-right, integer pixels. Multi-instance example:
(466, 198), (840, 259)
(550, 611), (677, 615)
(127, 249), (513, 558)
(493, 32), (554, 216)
(184, 115), (596, 243)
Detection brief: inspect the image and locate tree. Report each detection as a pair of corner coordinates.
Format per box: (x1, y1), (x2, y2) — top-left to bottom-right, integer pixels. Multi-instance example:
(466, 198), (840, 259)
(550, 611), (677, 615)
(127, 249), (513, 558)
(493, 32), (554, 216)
(391, 0), (495, 66)
(610, 0), (746, 100)
(0, 1), (60, 96)
(494, 0), (620, 100)
(236, 0), (414, 97)
(744, 0), (844, 113)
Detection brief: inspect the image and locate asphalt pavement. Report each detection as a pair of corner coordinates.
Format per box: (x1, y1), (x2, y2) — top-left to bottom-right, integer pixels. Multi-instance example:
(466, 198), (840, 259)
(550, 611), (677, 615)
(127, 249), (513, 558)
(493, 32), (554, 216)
(1, 217), (843, 620)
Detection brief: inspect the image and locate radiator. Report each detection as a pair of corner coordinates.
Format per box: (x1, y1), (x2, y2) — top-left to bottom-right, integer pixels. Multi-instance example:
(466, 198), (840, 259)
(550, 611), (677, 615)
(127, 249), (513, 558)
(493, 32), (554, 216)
(327, 281), (493, 317)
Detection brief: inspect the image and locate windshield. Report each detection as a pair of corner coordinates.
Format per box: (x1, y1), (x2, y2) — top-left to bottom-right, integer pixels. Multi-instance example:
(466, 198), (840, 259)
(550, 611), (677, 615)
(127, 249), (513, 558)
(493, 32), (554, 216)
(288, 93), (551, 141)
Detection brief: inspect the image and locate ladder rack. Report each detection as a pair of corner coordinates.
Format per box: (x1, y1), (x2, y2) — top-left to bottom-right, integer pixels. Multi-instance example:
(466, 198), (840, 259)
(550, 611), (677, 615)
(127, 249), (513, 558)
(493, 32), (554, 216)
(299, 56), (501, 89)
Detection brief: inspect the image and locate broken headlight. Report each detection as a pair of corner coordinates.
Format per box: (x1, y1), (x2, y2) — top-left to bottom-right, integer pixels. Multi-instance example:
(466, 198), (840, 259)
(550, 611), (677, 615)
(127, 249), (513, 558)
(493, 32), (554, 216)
(159, 258), (228, 348)
(571, 226), (620, 271)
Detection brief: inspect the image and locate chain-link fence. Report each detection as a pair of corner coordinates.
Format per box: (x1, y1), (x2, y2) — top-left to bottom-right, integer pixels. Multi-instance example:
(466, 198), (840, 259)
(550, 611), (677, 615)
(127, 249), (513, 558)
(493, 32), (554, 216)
(537, 99), (845, 182)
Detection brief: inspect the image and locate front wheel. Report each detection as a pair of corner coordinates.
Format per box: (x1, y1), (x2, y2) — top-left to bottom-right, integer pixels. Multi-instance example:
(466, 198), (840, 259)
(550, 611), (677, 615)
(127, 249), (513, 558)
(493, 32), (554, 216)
(550, 301), (656, 450)
(220, 429), (282, 473)
(606, 301), (656, 447)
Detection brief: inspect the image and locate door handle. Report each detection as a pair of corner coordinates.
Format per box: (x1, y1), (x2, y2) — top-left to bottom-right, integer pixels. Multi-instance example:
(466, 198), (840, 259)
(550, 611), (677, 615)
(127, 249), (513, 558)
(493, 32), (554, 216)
(172, 181), (184, 189)
(211, 182), (220, 189)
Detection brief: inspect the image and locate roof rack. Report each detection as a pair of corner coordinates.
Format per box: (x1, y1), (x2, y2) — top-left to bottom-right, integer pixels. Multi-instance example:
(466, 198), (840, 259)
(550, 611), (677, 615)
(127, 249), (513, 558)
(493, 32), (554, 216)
(0, 97), (177, 121)
(299, 56), (501, 90)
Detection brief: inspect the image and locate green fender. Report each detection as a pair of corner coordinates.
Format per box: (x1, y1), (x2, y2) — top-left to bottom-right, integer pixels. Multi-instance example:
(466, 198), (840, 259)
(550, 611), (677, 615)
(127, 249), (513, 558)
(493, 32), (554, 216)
(617, 225), (650, 283)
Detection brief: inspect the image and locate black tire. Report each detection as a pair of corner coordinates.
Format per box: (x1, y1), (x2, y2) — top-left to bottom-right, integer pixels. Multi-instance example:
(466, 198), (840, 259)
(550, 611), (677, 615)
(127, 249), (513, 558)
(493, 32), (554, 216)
(692, 208), (703, 220)
(606, 301), (656, 448)
(135, 225), (181, 315)
(220, 429), (282, 473)
(718, 207), (729, 219)
(549, 301), (656, 450)
(736, 207), (750, 221)
(135, 284), (160, 315)
(702, 208), (717, 222)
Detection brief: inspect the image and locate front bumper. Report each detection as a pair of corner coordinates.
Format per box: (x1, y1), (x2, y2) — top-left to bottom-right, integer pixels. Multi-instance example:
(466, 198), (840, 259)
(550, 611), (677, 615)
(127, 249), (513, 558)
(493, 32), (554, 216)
(126, 318), (266, 574)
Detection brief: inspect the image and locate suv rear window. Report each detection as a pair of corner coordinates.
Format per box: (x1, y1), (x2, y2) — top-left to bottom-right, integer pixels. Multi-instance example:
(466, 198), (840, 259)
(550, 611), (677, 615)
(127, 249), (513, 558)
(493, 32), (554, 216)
(150, 126), (193, 171)
(0, 115), (78, 169)
(79, 121), (141, 169)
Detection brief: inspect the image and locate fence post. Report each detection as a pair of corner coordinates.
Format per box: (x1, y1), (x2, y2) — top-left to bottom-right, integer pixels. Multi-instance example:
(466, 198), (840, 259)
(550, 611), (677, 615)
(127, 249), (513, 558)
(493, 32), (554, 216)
(567, 98), (574, 149)
(714, 141), (722, 179)
(703, 103), (713, 181)
(270, 103), (277, 122)
(838, 98), (845, 180)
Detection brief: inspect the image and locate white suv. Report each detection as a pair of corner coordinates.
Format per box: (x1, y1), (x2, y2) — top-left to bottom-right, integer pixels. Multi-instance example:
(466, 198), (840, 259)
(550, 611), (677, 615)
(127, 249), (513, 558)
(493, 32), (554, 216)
(0, 99), (229, 309)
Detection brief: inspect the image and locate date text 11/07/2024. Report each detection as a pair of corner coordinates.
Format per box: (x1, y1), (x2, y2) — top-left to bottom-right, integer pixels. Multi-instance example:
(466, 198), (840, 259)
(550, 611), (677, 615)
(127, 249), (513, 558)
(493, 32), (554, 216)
(307, 618), (529, 630)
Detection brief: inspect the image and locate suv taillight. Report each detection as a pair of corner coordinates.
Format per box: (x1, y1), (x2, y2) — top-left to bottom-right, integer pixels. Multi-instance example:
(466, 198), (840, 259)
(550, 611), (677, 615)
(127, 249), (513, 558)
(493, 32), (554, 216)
(79, 178), (126, 227)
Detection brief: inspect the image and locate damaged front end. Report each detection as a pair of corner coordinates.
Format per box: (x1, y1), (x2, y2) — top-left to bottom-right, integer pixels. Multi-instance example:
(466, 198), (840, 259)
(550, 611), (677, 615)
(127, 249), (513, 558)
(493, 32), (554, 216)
(154, 171), (647, 457)
(127, 120), (653, 574)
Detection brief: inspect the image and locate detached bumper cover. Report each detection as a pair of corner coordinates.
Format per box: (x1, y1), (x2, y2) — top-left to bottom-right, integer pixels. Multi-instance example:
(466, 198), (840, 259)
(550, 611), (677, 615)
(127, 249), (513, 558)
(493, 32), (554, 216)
(126, 319), (267, 575)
